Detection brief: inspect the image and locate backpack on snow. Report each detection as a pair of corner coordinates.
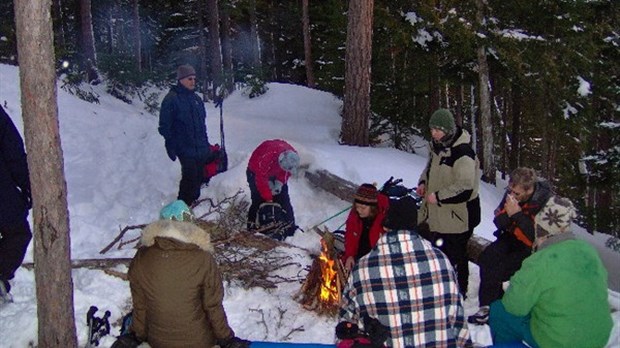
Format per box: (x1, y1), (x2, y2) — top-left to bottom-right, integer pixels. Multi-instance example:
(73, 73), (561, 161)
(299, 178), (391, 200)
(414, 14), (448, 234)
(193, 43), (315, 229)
(336, 315), (390, 348)
(380, 177), (422, 222)
(255, 202), (295, 240)
(203, 143), (227, 182)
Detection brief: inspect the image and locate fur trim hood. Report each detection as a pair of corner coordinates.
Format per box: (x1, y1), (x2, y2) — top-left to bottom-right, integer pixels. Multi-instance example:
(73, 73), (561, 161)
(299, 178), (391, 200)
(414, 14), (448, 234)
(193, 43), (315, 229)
(140, 219), (213, 252)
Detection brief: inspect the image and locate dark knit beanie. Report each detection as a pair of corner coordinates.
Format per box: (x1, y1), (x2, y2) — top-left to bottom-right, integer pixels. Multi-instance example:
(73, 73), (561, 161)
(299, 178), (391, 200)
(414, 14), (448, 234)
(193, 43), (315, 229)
(429, 108), (456, 134)
(176, 64), (196, 80)
(383, 196), (417, 230)
(354, 183), (378, 206)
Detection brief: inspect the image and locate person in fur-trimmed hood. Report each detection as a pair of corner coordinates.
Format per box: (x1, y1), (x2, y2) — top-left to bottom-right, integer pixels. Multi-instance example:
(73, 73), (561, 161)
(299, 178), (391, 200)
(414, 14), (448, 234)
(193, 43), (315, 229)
(124, 200), (250, 348)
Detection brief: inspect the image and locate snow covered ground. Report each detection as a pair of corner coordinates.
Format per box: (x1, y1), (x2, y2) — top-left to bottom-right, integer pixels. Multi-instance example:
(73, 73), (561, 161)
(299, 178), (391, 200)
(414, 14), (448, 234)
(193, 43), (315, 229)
(0, 63), (618, 347)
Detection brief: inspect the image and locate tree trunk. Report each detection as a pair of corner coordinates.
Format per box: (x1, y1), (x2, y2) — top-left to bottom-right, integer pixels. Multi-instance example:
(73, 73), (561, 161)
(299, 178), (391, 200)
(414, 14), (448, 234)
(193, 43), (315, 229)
(220, 1), (234, 92)
(14, 1), (77, 347)
(476, 0), (495, 184)
(132, 0), (142, 72)
(302, 0), (316, 88)
(248, 0), (260, 68)
(197, 0), (209, 101)
(51, 0), (66, 49)
(207, 0), (224, 98)
(79, 0), (99, 83)
(470, 84), (477, 152)
(341, 0), (373, 146)
(510, 84), (522, 169)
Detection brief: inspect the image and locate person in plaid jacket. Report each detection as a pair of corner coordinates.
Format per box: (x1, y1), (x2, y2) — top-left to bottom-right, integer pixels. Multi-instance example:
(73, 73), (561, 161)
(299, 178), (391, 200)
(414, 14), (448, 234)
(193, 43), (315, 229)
(339, 194), (472, 348)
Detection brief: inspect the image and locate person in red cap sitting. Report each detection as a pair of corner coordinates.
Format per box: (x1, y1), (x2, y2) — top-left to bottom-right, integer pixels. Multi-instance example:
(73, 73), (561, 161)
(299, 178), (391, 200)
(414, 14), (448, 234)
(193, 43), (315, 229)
(342, 183), (389, 272)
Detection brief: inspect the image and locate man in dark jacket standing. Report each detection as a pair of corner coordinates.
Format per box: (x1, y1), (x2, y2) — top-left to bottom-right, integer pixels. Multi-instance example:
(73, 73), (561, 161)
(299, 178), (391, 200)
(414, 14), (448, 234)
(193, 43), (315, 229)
(159, 64), (211, 206)
(468, 167), (551, 325)
(0, 106), (32, 304)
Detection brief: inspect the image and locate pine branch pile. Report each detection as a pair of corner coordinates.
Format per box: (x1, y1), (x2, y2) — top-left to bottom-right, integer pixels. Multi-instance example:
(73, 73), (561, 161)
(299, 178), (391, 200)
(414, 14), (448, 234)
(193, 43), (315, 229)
(100, 190), (306, 289)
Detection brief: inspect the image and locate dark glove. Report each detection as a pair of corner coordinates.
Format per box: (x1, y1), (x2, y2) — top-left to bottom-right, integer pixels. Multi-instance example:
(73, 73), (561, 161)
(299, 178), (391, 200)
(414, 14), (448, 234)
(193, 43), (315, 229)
(380, 176), (403, 195)
(21, 187), (32, 210)
(165, 142), (176, 161)
(214, 95), (224, 108)
(219, 336), (251, 348)
(110, 333), (141, 348)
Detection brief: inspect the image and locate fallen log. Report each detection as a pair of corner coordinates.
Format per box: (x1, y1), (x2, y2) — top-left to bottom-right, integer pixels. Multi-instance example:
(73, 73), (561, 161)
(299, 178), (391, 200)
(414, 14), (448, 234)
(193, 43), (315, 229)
(21, 258), (132, 270)
(304, 169), (358, 202)
(304, 169), (492, 265)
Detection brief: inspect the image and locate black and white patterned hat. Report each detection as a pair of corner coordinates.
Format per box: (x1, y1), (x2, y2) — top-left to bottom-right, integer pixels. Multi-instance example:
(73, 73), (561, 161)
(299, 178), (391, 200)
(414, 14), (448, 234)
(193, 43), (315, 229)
(535, 196), (576, 237)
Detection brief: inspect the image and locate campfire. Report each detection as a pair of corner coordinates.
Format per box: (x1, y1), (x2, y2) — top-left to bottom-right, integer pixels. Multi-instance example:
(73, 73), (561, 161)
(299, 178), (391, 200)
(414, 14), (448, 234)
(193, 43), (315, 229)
(295, 228), (346, 316)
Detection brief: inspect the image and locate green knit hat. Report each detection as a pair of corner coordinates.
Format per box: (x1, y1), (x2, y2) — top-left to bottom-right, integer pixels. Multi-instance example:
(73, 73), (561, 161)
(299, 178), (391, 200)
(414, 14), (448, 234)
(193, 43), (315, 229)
(429, 108), (456, 133)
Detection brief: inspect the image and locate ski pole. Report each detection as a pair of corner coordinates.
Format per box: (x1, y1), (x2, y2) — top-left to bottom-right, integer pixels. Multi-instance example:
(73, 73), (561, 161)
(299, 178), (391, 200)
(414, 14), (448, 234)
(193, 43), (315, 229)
(308, 205), (351, 231)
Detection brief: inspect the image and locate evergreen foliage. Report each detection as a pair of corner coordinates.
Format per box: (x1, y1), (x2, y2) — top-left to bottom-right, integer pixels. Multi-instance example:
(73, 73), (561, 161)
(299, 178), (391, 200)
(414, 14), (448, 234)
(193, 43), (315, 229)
(0, 0), (617, 236)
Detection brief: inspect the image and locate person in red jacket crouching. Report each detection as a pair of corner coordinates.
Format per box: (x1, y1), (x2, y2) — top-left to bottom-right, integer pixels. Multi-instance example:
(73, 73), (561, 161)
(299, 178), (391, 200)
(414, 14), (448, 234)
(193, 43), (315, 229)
(342, 183), (389, 272)
(246, 139), (300, 240)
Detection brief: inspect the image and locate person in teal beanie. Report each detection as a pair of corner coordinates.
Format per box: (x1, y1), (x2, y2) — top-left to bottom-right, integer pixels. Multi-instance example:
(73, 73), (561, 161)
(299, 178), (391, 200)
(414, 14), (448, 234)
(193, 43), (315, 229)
(489, 196), (612, 348)
(116, 200), (251, 348)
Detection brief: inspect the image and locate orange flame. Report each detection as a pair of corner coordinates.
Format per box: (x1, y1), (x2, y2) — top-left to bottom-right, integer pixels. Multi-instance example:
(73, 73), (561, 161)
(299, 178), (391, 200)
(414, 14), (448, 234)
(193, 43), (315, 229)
(318, 238), (340, 305)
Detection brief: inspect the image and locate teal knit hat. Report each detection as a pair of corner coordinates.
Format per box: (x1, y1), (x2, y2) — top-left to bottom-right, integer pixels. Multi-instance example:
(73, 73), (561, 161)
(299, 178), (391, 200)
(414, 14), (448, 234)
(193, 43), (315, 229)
(159, 200), (194, 221)
(278, 150), (300, 175)
(429, 108), (456, 134)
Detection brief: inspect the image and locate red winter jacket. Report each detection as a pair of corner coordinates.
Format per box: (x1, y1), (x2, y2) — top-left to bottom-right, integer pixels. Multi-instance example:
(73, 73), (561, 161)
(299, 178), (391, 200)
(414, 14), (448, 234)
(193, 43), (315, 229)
(343, 193), (389, 261)
(247, 139), (297, 201)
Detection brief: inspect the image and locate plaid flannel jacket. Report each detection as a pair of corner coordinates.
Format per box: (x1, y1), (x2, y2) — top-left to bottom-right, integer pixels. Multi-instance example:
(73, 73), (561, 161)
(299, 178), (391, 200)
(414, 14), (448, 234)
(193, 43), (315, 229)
(340, 230), (472, 348)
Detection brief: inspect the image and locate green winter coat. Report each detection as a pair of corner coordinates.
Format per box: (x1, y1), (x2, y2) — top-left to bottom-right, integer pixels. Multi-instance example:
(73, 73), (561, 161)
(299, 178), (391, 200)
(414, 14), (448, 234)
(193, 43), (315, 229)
(417, 127), (481, 234)
(501, 233), (612, 348)
(128, 220), (234, 348)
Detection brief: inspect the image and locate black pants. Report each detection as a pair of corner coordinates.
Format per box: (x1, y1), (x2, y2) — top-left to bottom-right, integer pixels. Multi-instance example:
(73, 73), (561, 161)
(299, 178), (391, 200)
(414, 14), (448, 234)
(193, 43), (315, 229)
(0, 219), (32, 282)
(478, 234), (531, 306)
(178, 155), (208, 206)
(246, 170), (295, 239)
(421, 228), (473, 297)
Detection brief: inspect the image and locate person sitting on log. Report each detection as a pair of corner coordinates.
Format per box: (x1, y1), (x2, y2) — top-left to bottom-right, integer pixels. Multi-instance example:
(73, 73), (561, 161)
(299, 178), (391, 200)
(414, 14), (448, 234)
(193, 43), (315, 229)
(488, 196), (612, 348)
(468, 167), (552, 325)
(114, 200), (250, 348)
(341, 183), (389, 272)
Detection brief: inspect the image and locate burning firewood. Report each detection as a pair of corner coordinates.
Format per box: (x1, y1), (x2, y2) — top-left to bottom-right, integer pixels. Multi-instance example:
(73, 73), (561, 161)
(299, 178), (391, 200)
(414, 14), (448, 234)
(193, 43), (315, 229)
(294, 227), (347, 316)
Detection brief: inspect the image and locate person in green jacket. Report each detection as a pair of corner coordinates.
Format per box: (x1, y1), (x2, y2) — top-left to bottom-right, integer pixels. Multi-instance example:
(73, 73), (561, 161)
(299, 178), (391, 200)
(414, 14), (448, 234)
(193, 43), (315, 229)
(489, 196), (612, 348)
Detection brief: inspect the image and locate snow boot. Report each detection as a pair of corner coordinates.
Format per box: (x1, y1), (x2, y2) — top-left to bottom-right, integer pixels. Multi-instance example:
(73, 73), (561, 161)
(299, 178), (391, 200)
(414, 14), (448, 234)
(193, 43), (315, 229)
(0, 279), (13, 304)
(468, 306), (490, 325)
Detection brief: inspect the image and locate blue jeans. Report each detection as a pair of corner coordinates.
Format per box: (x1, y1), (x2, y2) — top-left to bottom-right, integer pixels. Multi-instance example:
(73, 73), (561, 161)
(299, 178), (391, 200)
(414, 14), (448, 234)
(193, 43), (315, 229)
(489, 300), (538, 348)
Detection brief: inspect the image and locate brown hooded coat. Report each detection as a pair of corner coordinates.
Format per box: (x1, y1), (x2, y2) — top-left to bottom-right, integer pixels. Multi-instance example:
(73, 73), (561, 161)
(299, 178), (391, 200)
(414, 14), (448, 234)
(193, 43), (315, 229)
(128, 220), (233, 348)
